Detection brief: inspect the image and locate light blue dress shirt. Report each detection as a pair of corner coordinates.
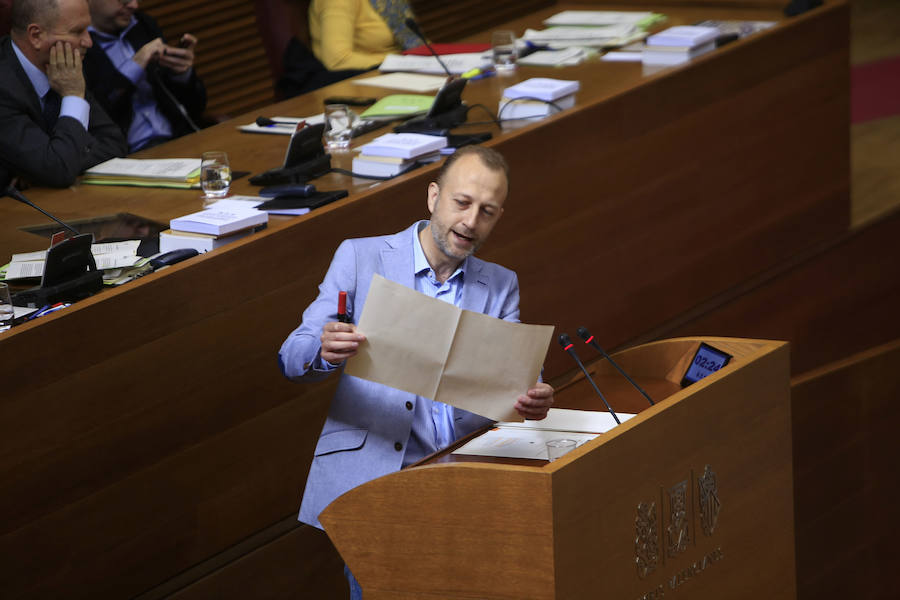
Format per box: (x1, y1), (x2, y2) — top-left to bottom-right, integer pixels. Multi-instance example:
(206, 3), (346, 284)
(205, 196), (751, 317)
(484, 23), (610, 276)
(403, 220), (468, 466)
(11, 40), (89, 129)
(88, 19), (176, 151)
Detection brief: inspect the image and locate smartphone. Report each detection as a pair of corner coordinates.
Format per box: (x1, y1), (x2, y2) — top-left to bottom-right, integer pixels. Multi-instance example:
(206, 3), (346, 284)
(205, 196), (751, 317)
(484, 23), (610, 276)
(324, 96), (377, 107)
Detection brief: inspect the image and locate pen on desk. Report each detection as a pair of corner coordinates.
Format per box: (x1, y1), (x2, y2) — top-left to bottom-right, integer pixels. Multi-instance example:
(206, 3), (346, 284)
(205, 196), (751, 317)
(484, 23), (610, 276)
(337, 291), (351, 323)
(469, 69), (496, 81)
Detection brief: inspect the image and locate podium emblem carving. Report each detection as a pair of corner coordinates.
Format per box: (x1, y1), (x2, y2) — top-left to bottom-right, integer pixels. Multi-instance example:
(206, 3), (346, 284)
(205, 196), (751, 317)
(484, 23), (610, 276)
(698, 465), (721, 536)
(634, 502), (659, 579)
(666, 480), (690, 557)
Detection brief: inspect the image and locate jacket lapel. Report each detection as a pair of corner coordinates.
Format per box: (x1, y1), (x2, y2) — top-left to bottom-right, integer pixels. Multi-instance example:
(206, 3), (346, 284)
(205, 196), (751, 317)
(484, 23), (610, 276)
(460, 258), (489, 314)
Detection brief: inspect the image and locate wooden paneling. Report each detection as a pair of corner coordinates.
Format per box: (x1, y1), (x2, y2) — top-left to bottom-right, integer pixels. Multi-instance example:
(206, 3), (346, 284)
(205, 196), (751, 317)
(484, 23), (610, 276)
(412, 0), (554, 42)
(791, 339), (900, 600)
(644, 207), (900, 375)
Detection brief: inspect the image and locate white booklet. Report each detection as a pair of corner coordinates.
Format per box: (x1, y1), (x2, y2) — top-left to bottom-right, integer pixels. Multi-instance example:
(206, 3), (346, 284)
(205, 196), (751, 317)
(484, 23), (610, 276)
(358, 132), (447, 159)
(502, 78), (581, 102)
(170, 204), (268, 236)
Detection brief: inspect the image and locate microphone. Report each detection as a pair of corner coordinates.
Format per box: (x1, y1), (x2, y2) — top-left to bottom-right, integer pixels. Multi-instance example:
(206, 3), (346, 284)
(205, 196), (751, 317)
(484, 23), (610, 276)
(404, 18), (453, 78)
(5, 184), (79, 236)
(577, 327), (655, 406)
(558, 333), (620, 424)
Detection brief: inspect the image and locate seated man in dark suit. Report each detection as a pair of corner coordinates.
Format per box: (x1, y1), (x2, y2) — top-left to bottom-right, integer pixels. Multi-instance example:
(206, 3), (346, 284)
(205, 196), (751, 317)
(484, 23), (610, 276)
(0, 0), (127, 189)
(83, 0), (207, 152)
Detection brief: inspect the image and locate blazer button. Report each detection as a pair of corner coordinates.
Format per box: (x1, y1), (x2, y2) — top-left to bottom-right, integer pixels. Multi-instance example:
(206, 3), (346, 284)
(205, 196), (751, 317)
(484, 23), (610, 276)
(405, 401), (413, 411)
(394, 442), (403, 451)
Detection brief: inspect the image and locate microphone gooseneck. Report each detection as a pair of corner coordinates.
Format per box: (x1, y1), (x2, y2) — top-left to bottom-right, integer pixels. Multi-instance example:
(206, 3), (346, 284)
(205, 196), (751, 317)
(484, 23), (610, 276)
(558, 333), (620, 424)
(577, 326), (654, 405)
(6, 185), (79, 236)
(404, 17), (453, 78)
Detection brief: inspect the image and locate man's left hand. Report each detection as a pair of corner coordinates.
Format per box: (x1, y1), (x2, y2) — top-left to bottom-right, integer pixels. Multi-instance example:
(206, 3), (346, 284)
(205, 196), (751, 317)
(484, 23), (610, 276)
(158, 34), (197, 75)
(515, 381), (554, 420)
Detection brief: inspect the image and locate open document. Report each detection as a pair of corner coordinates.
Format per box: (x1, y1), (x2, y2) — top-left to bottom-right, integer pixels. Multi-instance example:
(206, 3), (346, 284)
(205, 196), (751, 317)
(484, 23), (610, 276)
(344, 274), (554, 422)
(453, 408), (637, 460)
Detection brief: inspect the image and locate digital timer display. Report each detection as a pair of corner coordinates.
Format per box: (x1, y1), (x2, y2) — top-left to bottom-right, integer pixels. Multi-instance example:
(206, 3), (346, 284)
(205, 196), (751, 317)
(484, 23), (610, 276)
(681, 343), (733, 387)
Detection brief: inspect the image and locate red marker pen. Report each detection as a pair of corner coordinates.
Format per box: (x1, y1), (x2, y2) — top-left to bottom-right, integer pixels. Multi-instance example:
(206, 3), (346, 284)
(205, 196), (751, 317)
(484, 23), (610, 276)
(337, 291), (351, 323)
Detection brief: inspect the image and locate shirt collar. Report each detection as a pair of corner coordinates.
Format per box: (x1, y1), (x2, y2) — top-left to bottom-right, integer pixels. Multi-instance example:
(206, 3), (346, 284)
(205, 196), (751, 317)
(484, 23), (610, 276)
(413, 220), (467, 281)
(89, 16), (138, 45)
(11, 39), (50, 99)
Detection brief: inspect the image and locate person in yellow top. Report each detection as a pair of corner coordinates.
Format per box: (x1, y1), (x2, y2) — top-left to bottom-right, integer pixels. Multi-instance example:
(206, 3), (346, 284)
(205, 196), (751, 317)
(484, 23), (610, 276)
(309, 0), (421, 71)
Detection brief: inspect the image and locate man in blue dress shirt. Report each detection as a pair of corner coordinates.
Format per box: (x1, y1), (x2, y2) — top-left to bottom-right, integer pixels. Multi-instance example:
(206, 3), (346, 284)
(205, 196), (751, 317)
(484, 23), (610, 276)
(279, 145), (554, 598)
(82, 0), (206, 151)
(0, 0), (127, 189)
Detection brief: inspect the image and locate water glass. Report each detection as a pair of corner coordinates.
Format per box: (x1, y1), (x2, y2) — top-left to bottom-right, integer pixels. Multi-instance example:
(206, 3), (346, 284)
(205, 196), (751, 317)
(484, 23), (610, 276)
(0, 282), (14, 332)
(200, 151), (231, 203)
(546, 438), (577, 462)
(323, 104), (357, 152)
(492, 30), (518, 74)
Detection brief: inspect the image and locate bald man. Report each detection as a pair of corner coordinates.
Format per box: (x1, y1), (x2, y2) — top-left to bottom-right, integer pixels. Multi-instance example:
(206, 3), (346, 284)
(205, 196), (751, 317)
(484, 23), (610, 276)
(0, 0), (127, 189)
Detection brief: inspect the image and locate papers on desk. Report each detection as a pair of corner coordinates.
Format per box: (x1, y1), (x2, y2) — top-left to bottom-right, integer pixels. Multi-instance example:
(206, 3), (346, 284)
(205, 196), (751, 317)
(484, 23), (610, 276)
(543, 10), (658, 27)
(354, 73), (448, 93)
(452, 408), (637, 460)
(345, 275), (554, 422)
(82, 158), (202, 188)
(238, 114), (324, 135)
(379, 52), (492, 75)
(4, 240), (142, 280)
(518, 47), (593, 67)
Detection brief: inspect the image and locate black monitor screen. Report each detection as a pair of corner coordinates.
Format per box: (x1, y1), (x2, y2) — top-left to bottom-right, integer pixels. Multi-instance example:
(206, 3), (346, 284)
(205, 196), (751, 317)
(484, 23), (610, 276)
(681, 343), (733, 387)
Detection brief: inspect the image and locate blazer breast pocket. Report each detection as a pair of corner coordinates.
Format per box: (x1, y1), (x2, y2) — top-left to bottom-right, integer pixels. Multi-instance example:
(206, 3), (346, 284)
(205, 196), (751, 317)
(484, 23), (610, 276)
(313, 428), (368, 457)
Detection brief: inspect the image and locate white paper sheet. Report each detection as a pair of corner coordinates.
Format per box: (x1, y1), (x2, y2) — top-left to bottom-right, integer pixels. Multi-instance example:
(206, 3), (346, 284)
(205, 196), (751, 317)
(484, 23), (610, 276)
(354, 73), (448, 92)
(452, 427), (598, 460)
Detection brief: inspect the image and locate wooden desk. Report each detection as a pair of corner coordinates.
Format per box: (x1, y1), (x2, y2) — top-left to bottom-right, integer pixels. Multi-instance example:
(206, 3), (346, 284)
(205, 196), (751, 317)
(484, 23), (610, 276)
(0, 2), (848, 597)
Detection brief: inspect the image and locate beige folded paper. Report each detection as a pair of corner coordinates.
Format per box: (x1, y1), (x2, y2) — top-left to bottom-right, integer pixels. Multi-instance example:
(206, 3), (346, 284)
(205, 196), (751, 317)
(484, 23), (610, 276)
(345, 274), (554, 422)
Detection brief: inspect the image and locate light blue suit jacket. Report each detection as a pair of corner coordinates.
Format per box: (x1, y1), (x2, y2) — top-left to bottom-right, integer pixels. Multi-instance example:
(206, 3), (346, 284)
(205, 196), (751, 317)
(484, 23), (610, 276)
(279, 222), (521, 528)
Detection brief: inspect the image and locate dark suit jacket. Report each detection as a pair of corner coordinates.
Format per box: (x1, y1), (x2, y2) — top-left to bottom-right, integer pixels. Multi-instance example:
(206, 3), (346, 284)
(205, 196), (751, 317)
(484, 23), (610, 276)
(0, 36), (127, 189)
(82, 12), (207, 145)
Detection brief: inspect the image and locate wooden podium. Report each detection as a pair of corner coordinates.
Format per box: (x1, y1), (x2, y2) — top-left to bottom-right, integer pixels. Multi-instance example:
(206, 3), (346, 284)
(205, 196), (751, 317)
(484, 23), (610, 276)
(320, 337), (794, 599)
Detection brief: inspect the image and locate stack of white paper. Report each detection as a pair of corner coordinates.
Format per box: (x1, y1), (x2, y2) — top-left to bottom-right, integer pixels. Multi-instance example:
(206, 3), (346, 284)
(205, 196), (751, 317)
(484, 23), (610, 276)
(379, 52), (491, 75)
(353, 133), (447, 177)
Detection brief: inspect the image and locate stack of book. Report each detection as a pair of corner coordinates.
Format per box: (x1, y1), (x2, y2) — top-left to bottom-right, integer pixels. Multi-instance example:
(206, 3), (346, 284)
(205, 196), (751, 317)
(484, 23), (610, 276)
(498, 78), (580, 120)
(352, 133), (447, 178)
(642, 25), (719, 65)
(82, 158), (202, 189)
(159, 202), (268, 253)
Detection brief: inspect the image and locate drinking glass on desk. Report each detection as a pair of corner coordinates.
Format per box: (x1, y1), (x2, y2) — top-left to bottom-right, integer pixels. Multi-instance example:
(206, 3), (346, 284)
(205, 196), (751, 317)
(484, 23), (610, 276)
(200, 151), (231, 205)
(492, 30), (518, 74)
(323, 104), (357, 152)
(0, 283), (14, 333)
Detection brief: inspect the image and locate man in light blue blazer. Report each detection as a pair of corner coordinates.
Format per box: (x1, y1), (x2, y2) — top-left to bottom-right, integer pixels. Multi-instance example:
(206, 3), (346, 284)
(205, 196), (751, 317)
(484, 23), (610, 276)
(279, 146), (555, 535)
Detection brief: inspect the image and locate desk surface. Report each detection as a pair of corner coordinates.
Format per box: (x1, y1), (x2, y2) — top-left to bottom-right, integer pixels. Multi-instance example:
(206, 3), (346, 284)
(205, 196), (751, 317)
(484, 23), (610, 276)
(0, 2), (849, 598)
(1, 3), (788, 259)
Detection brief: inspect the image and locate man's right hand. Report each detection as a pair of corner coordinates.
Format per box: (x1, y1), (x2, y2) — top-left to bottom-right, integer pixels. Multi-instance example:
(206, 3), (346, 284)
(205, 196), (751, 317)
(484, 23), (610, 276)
(320, 322), (366, 365)
(47, 42), (85, 98)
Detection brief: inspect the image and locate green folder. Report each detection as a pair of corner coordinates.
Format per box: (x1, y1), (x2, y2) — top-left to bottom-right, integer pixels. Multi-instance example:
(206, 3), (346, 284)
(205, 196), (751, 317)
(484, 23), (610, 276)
(360, 94), (435, 120)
